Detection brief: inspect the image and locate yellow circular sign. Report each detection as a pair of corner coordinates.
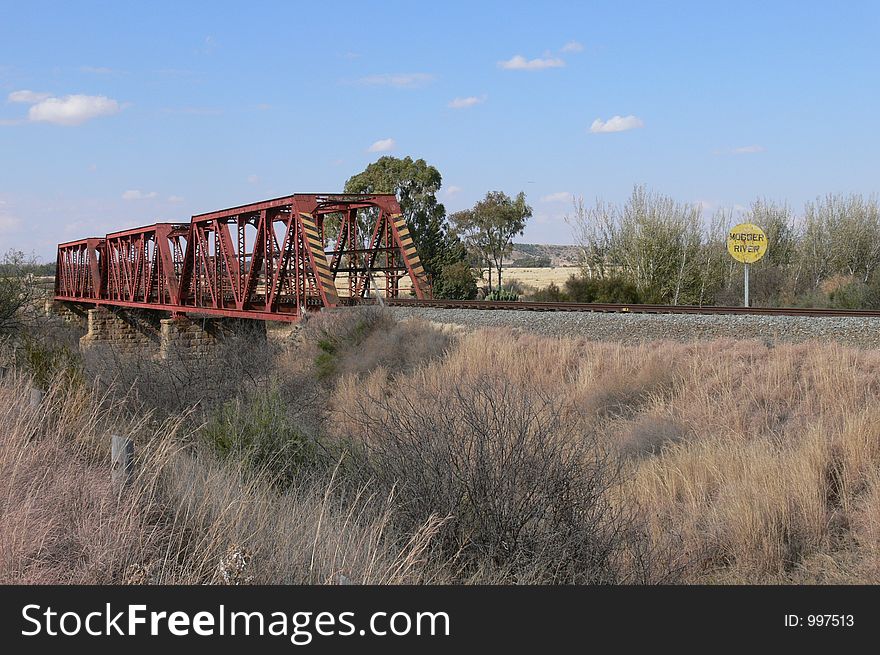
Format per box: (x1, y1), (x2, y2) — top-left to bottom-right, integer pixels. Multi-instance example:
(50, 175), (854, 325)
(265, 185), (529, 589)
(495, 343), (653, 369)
(727, 223), (768, 263)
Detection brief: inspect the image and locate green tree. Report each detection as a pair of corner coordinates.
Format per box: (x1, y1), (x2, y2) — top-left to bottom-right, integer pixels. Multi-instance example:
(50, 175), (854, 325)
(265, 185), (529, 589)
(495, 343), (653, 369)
(450, 191), (532, 292)
(568, 186), (705, 304)
(344, 156), (464, 287)
(746, 198), (796, 268)
(798, 193), (880, 286)
(1, 249), (39, 334)
(724, 199), (797, 305)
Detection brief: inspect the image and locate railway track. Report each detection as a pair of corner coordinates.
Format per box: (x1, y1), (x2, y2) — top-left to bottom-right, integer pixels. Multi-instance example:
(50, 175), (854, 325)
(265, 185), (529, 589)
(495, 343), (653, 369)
(382, 298), (880, 318)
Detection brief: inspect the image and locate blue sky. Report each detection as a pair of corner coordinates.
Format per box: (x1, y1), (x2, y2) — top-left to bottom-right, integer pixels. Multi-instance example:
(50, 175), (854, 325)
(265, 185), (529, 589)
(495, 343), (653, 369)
(2, 0), (879, 260)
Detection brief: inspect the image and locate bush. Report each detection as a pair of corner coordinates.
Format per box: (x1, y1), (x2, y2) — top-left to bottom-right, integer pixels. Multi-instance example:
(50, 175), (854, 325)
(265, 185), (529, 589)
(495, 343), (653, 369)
(529, 281), (565, 302)
(528, 275), (643, 304)
(776, 273), (880, 310)
(617, 415), (687, 459)
(511, 256), (551, 268)
(715, 264), (793, 307)
(432, 261), (478, 300)
(827, 279), (871, 309)
(0, 249), (40, 335)
(306, 307), (450, 380)
(82, 328), (278, 417)
(347, 376), (654, 583)
(565, 275), (643, 304)
(503, 280), (527, 296)
(484, 289), (519, 301)
(203, 387), (319, 485)
(16, 336), (83, 390)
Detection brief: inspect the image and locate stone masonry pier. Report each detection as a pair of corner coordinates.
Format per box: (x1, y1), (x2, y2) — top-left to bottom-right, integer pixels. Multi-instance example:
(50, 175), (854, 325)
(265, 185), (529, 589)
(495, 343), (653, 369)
(44, 299), (89, 329)
(77, 306), (266, 360)
(159, 315), (267, 361)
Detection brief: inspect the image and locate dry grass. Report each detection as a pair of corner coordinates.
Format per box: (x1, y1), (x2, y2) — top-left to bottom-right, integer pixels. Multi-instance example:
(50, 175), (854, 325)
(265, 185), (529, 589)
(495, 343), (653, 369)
(327, 330), (880, 583)
(7, 307), (880, 584)
(299, 307), (451, 381)
(0, 371), (442, 584)
(481, 266), (576, 289)
(0, 372), (169, 583)
(335, 265), (574, 296)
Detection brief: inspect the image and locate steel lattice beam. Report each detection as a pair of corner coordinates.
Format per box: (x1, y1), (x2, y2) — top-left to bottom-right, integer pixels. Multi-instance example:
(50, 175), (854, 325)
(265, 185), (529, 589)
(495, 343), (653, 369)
(54, 193), (429, 321)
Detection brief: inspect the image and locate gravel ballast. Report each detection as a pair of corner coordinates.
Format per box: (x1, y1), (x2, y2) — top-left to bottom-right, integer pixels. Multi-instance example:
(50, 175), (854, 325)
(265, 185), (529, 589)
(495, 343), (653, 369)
(388, 306), (880, 348)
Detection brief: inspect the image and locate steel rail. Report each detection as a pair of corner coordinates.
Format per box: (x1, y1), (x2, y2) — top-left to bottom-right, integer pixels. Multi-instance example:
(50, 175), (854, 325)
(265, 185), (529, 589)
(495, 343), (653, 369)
(382, 298), (880, 318)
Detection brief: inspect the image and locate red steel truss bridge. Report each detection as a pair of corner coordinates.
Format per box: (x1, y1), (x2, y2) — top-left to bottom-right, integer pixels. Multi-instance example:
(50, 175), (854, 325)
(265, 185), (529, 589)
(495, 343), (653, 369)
(54, 193), (430, 322)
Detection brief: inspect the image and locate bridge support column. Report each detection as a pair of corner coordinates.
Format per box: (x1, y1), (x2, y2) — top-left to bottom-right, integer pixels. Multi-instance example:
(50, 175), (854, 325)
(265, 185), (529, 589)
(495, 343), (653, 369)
(159, 316), (266, 361)
(80, 307), (158, 354)
(44, 300), (89, 329)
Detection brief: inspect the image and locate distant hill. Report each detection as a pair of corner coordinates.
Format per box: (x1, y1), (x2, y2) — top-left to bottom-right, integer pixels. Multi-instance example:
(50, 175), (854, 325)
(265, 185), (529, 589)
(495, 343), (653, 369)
(508, 243), (582, 267)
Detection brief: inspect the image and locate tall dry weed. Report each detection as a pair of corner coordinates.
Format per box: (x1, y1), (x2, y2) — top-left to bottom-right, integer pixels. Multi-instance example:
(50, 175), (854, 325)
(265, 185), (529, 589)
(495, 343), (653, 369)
(327, 328), (880, 583)
(0, 371), (441, 584)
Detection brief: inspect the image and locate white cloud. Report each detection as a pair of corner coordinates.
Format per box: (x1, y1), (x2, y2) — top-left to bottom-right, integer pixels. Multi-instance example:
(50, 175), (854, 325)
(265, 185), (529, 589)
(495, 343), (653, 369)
(445, 185), (462, 198)
(367, 138), (395, 153)
(247, 174), (259, 184)
(356, 73), (434, 88)
(8, 90), (51, 103)
(448, 94), (487, 109)
(731, 145), (765, 154)
(589, 115), (644, 133)
(122, 190), (157, 201)
(533, 212), (556, 225)
(541, 192), (573, 203)
(167, 195), (184, 203)
(498, 55), (565, 71)
(28, 94), (121, 125)
(561, 41), (584, 53)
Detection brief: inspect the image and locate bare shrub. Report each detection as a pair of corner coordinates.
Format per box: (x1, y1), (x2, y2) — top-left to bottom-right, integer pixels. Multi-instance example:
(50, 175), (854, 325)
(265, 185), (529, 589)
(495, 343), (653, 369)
(82, 329), (281, 417)
(324, 329), (880, 583)
(343, 317), (450, 377)
(0, 310), (85, 389)
(0, 250), (41, 335)
(29, 310), (86, 351)
(343, 374), (664, 583)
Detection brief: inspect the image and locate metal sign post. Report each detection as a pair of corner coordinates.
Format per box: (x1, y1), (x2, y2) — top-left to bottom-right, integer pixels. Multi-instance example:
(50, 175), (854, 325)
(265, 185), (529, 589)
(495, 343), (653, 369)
(727, 223), (767, 307)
